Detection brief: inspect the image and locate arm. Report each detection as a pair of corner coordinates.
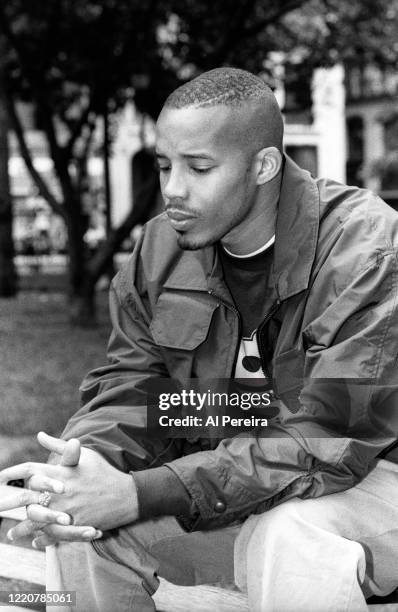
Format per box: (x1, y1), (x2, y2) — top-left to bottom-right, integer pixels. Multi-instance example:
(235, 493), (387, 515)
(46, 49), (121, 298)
(61, 238), (170, 471)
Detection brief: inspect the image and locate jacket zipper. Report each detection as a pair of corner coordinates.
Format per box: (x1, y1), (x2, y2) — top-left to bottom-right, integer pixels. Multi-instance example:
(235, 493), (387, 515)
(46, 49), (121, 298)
(207, 289), (242, 375)
(208, 289), (281, 380)
(257, 300), (281, 381)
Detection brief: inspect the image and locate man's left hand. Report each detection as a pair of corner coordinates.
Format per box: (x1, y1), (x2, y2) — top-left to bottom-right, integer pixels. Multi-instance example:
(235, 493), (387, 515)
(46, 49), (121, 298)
(0, 438), (139, 533)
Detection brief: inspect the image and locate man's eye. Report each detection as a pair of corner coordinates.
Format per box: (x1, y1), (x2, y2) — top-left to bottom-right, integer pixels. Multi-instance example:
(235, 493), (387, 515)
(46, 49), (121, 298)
(191, 167), (212, 174)
(157, 164), (171, 173)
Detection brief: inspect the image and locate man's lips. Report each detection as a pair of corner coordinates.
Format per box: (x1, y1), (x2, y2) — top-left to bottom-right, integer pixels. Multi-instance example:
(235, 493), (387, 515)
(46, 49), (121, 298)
(166, 209), (198, 230)
(166, 208), (197, 221)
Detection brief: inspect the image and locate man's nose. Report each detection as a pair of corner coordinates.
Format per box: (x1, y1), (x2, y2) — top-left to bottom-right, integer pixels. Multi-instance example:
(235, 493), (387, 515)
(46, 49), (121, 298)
(162, 168), (188, 200)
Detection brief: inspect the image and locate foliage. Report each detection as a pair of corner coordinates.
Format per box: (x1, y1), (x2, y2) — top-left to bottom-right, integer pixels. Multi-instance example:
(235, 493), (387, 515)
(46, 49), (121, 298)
(0, 0), (397, 321)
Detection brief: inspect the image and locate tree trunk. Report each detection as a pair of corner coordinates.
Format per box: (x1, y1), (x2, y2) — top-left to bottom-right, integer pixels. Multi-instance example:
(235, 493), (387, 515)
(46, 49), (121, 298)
(0, 72), (17, 297)
(65, 208), (97, 326)
(102, 102), (115, 282)
(69, 276), (97, 327)
(66, 155), (159, 326)
(88, 173), (159, 283)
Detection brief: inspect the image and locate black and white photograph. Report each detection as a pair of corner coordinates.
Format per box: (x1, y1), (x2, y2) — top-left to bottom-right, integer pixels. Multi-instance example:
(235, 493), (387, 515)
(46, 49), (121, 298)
(1, 1), (398, 610)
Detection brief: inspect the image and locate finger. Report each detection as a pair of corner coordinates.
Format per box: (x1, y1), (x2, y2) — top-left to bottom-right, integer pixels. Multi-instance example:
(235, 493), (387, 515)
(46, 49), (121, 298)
(32, 533), (56, 549)
(37, 432), (66, 455)
(28, 475), (64, 494)
(7, 519), (44, 541)
(0, 484), (53, 509)
(0, 484), (37, 512)
(26, 504), (72, 526)
(40, 523), (102, 543)
(37, 432), (80, 467)
(60, 438), (81, 467)
(0, 462), (45, 483)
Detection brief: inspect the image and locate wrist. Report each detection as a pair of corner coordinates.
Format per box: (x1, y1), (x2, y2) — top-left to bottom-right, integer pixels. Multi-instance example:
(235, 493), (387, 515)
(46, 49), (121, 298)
(118, 472), (139, 525)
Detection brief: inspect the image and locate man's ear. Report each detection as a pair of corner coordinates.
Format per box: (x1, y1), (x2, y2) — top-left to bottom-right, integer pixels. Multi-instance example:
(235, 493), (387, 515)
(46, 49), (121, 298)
(256, 147), (282, 184)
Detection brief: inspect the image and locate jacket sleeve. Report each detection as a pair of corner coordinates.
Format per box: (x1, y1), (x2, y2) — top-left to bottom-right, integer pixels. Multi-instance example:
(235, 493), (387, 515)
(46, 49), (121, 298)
(62, 235), (172, 471)
(161, 248), (398, 530)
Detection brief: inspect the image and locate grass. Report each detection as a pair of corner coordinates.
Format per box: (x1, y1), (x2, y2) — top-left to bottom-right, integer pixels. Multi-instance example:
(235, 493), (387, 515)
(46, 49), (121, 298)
(0, 290), (111, 467)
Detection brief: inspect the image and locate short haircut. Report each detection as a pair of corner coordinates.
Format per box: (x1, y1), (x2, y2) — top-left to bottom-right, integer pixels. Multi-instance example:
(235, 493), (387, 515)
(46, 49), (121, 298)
(164, 67), (283, 151)
(165, 67), (272, 108)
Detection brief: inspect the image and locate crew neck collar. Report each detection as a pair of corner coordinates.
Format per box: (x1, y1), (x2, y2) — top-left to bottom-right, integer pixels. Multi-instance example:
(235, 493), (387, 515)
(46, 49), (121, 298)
(222, 234), (275, 259)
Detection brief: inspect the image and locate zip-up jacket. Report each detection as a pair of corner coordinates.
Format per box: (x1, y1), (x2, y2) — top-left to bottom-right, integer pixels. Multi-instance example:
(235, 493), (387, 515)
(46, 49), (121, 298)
(63, 157), (398, 531)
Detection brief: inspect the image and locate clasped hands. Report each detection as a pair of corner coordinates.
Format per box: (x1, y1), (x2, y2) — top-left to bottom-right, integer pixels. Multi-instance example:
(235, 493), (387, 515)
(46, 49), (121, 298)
(0, 432), (139, 548)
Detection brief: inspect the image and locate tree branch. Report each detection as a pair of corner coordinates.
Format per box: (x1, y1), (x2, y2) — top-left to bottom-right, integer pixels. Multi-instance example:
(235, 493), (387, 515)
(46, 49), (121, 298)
(240, 0), (310, 40)
(5, 88), (65, 218)
(208, 0), (260, 66)
(0, 5), (37, 86)
(63, 100), (95, 161)
(75, 118), (97, 189)
(0, 5), (72, 200)
(88, 175), (159, 281)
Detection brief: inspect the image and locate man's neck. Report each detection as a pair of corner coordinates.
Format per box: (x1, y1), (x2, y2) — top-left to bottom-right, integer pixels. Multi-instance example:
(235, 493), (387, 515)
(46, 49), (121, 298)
(220, 172), (281, 257)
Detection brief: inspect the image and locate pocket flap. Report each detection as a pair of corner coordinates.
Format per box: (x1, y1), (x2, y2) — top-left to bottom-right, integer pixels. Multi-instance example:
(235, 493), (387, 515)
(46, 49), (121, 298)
(150, 292), (218, 350)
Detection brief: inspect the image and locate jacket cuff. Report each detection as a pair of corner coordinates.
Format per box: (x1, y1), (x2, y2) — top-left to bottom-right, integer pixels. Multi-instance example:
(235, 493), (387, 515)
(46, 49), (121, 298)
(132, 466), (193, 519)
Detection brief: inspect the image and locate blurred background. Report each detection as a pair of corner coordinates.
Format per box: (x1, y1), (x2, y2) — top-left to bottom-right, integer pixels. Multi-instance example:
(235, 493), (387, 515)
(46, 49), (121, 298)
(1, 0), (398, 468)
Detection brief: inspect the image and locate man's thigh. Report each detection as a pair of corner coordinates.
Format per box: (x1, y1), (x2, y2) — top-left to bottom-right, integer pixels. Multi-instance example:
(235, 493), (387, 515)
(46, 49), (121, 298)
(95, 515), (239, 588)
(235, 459), (398, 598)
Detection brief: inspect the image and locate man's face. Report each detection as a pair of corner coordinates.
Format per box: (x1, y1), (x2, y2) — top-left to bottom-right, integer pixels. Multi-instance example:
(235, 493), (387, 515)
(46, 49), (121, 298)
(155, 105), (260, 250)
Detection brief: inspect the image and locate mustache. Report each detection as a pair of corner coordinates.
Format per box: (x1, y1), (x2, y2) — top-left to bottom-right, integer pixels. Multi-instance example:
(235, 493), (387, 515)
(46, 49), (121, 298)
(165, 200), (199, 216)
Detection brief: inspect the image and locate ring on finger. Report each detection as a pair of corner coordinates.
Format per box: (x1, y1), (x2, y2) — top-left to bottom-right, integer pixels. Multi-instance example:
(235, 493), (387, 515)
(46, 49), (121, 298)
(38, 491), (52, 507)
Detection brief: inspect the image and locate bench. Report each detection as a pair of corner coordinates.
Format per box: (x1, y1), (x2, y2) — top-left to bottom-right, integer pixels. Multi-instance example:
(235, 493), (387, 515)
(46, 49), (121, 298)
(0, 508), (248, 611)
(0, 509), (396, 611)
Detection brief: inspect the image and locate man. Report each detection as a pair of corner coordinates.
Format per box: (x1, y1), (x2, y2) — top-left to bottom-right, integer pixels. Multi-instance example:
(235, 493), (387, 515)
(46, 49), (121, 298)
(2, 67), (398, 611)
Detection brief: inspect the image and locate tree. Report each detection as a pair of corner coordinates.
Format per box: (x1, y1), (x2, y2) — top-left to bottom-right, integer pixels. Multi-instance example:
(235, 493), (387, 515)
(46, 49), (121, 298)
(0, 56), (17, 297)
(1, 0), (397, 323)
(0, 1), (167, 323)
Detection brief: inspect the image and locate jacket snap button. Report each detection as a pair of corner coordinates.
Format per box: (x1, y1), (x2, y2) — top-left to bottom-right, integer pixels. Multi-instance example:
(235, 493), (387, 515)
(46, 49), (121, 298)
(214, 501), (226, 513)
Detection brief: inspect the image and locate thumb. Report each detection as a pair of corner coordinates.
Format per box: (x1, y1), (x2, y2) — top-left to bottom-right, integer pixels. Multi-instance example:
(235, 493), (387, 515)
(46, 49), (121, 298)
(37, 431), (66, 455)
(60, 439), (81, 466)
(37, 432), (81, 466)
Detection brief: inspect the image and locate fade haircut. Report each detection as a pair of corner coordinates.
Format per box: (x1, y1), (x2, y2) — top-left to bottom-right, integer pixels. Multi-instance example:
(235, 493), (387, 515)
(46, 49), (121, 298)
(164, 67), (283, 151)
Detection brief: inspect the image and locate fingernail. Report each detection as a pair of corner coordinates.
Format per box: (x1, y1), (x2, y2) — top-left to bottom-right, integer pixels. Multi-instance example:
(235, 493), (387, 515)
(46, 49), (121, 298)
(94, 530), (102, 539)
(32, 539), (38, 549)
(7, 529), (14, 541)
(82, 530), (96, 538)
(57, 515), (70, 525)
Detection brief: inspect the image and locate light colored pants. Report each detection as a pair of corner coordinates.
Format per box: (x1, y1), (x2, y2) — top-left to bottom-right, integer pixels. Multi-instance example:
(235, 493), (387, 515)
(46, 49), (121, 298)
(47, 459), (398, 611)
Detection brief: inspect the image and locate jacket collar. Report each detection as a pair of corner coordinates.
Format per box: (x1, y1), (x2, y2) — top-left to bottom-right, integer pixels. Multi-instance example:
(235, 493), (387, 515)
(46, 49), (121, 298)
(163, 155), (320, 302)
(273, 155), (319, 300)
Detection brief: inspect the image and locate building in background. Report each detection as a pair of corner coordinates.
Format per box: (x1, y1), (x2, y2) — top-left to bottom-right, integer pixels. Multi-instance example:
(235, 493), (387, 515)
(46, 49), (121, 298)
(282, 60), (398, 212)
(283, 64), (346, 184)
(9, 62), (398, 255)
(345, 63), (398, 208)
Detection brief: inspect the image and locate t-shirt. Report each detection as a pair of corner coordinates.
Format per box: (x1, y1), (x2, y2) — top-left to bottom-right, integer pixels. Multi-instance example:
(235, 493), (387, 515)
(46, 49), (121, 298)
(218, 239), (277, 382)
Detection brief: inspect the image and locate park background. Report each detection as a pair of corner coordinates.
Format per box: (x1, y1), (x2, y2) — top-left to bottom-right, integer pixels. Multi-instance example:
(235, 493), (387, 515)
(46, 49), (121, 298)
(1, 0), (398, 469)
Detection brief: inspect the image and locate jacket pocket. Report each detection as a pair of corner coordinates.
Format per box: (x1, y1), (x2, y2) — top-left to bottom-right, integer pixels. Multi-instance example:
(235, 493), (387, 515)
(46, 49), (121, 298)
(150, 292), (219, 350)
(273, 346), (305, 414)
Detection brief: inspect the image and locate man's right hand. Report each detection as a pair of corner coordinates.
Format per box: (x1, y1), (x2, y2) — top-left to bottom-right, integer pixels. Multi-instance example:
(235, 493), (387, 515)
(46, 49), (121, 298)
(7, 432), (102, 548)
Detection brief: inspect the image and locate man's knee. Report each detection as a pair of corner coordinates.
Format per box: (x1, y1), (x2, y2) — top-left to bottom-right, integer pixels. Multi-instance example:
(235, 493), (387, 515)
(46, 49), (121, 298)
(245, 499), (305, 547)
(47, 541), (94, 591)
